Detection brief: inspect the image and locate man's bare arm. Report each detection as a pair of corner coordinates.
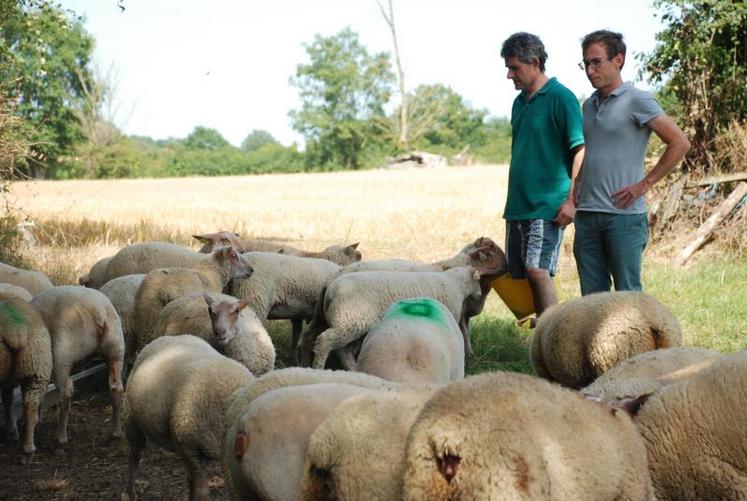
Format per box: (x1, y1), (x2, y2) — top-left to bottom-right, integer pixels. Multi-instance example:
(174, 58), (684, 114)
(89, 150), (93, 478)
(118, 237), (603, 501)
(554, 144), (585, 227)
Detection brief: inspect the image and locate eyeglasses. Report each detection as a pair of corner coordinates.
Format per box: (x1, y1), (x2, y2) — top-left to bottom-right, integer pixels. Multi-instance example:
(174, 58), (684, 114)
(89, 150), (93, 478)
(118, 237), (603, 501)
(578, 57), (612, 70)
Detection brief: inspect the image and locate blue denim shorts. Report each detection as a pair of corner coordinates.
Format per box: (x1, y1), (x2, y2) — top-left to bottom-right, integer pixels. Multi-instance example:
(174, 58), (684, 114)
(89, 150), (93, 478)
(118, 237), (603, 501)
(505, 219), (564, 279)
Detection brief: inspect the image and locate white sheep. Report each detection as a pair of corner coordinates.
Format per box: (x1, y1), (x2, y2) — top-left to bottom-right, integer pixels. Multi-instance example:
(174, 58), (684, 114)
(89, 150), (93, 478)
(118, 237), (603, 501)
(194, 232), (362, 266)
(147, 291), (275, 375)
(581, 346), (721, 408)
(122, 335), (254, 501)
(631, 349), (747, 500)
(0, 283), (34, 302)
(133, 246), (252, 352)
(30, 285), (125, 447)
(299, 258), (503, 370)
(102, 241), (204, 283)
(402, 371), (654, 500)
(99, 274), (145, 371)
(0, 261), (53, 296)
(354, 297), (465, 384)
(78, 255), (113, 289)
(0, 292), (52, 458)
(229, 251), (342, 354)
(222, 368), (394, 501)
(531, 291), (682, 389)
(301, 386), (437, 501)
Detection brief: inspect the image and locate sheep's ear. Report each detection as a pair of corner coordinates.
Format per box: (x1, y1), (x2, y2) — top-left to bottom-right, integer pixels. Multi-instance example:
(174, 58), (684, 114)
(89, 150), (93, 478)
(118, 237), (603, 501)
(346, 242), (360, 253)
(612, 393), (653, 417)
(236, 298), (252, 312)
(202, 291), (215, 309)
(193, 234), (212, 243)
(467, 249), (487, 262)
(233, 232), (241, 237)
(277, 248), (285, 254)
(471, 268), (480, 281)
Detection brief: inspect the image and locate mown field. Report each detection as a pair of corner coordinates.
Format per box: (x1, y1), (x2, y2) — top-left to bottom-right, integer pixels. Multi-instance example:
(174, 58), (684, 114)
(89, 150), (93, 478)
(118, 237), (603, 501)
(8, 163), (747, 373)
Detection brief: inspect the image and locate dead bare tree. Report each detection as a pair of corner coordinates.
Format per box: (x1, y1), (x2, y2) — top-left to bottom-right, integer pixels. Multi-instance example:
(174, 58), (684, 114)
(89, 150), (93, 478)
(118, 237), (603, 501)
(376, 0), (409, 150)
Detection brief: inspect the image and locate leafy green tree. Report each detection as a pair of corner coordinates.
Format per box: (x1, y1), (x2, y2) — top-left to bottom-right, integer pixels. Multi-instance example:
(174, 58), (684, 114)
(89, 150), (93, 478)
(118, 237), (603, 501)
(289, 27), (394, 169)
(245, 142), (304, 174)
(640, 0), (747, 172)
(183, 126), (230, 150)
(409, 84), (488, 149)
(241, 129), (279, 152)
(1, 1), (95, 178)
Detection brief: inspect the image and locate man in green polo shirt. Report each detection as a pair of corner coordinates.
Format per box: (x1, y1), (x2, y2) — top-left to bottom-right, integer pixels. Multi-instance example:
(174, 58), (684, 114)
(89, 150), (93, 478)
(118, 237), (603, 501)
(500, 32), (585, 320)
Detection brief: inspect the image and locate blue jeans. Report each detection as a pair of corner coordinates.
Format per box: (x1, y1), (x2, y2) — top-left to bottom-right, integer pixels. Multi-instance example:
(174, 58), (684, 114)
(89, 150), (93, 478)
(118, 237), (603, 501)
(505, 219), (564, 279)
(573, 211), (648, 295)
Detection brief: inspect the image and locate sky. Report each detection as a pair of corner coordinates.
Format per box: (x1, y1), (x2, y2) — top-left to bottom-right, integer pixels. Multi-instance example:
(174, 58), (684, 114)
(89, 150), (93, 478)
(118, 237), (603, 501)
(60, 0), (666, 148)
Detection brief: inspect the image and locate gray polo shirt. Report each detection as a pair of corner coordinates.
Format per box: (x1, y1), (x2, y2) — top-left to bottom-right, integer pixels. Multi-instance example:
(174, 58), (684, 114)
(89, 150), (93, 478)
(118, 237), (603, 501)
(577, 82), (663, 214)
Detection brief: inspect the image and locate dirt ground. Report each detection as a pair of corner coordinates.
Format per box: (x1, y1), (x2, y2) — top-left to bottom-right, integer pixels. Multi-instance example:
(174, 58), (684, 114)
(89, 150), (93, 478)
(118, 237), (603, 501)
(0, 385), (230, 500)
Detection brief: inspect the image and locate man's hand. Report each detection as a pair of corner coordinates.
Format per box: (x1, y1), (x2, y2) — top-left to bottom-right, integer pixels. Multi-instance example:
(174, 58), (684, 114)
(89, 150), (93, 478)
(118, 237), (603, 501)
(553, 198), (576, 227)
(611, 179), (652, 209)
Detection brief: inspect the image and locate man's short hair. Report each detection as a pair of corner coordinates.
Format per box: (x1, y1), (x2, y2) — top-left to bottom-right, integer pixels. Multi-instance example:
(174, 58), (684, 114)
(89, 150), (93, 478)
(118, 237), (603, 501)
(501, 32), (547, 72)
(582, 30), (626, 69)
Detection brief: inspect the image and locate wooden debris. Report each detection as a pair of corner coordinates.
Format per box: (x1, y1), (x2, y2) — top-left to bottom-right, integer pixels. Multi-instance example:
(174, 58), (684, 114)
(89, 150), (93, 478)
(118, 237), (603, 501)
(686, 171), (747, 188)
(673, 181), (747, 266)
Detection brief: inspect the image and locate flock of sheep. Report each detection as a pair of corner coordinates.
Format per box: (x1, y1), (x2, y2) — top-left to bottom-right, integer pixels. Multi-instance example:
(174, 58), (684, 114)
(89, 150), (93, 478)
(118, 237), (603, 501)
(0, 230), (745, 500)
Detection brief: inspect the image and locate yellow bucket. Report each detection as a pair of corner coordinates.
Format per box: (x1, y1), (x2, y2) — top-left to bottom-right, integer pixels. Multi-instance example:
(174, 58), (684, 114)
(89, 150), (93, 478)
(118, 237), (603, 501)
(491, 273), (537, 320)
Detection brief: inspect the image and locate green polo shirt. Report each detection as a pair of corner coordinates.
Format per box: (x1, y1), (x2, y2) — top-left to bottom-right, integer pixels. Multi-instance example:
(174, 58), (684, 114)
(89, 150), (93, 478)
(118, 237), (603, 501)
(504, 77), (584, 220)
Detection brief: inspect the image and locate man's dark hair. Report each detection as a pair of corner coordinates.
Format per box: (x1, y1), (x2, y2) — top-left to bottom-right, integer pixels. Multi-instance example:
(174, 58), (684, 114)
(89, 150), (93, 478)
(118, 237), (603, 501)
(582, 30), (626, 69)
(501, 32), (547, 72)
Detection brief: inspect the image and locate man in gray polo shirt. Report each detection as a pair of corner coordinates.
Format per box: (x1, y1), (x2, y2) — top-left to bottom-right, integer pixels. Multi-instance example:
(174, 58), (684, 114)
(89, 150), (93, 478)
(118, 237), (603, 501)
(574, 30), (690, 295)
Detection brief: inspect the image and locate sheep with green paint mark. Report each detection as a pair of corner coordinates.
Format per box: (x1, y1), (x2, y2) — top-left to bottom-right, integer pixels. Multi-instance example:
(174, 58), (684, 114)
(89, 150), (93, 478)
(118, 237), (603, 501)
(0, 293), (52, 458)
(354, 298), (464, 384)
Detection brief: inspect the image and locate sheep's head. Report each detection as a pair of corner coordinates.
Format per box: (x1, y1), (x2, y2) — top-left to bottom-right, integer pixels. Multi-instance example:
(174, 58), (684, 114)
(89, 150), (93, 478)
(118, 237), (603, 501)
(214, 246), (253, 279)
(321, 242), (362, 265)
(193, 231), (243, 253)
(203, 292), (251, 345)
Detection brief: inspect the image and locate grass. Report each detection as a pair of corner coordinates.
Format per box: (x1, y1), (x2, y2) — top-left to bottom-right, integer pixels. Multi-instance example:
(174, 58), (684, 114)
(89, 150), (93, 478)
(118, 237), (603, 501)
(6, 164), (746, 376)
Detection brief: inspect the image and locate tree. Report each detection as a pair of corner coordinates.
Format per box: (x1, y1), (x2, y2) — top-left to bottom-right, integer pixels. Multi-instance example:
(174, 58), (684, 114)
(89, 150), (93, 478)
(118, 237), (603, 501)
(183, 126), (230, 150)
(410, 84), (488, 149)
(376, 0), (409, 151)
(0, 1), (96, 178)
(640, 0), (747, 173)
(289, 27), (394, 169)
(241, 129), (279, 152)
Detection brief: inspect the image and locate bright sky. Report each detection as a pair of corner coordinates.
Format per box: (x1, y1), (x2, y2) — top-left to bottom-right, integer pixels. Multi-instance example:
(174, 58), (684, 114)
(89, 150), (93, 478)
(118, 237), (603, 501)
(60, 0), (665, 147)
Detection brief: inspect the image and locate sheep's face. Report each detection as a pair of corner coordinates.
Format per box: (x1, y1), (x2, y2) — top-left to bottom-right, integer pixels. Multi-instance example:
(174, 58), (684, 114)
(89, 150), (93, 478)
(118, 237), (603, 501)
(219, 247), (253, 279)
(204, 294), (250, 345)
(323, 242), (362, 266)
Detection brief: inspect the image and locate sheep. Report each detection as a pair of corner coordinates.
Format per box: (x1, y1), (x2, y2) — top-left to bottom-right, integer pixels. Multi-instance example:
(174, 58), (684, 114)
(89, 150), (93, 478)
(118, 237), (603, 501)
(0, 293), (52, 458)
(147, 291), (275, 375)
(402, 371), (654, 500)
(78, 255), (113, 289)
(354, 297), (465, 384)
(531, 291), (682, 389)
(102, 241), (204, 283)
(298, 249), (505, 370)
(223, 368), (395, 501)
(0, 283), (33, 302)
(229, 251), (342, 354)
(0, 261), (53, 296)
(194, 232), (362, 266)
(581, 346), (721, 408)
(122, 334), (254, 501)
(30, 285), (125, 447)
(99, 274), (145, 372)
(629, 349), (747, 500)
(301, 386), (437, 501)
(132, 246), (252, 352)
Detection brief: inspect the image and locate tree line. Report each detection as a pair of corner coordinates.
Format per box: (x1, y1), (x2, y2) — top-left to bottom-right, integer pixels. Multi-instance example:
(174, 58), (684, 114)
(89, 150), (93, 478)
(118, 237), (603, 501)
(0, 0), (745, 180)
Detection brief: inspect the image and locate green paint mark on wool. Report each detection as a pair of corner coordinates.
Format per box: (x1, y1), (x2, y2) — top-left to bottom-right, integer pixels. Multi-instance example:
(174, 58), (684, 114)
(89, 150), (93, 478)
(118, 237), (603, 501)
(0, 302), (26, 327)
(385, 298), (448, 328)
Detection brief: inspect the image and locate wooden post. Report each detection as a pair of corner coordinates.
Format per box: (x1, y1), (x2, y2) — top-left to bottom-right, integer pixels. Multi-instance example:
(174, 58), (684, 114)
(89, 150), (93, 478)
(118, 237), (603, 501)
(673, 181), (747, 266)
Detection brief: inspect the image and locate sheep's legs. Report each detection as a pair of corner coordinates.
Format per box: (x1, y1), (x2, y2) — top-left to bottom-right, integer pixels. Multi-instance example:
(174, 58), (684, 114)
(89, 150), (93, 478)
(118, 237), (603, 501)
(183, 453), (210, 501)
(312, 327), (358, 369)
(123, 425), (144, 501)
(108, 358), (124, 438)
(20, 378), (45, 455)
(290, 318), (304, 365)
(334, 345), (357, 370)
(458, 317), (474, 357)
(1, 387), (18, 441)
(54, 368), (73, 446)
